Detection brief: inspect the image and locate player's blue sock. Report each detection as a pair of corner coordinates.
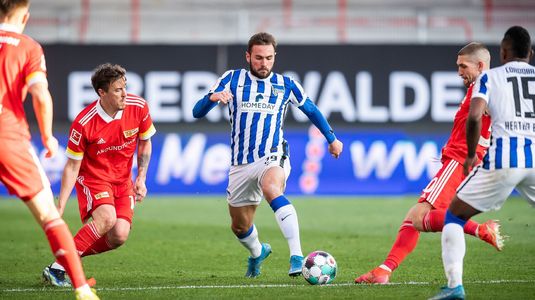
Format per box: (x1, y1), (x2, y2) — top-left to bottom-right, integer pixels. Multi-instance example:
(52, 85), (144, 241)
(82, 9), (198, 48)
(270, 195), (303, 257)
(444, 210), (467, 227)
(236, 224), (262, 258)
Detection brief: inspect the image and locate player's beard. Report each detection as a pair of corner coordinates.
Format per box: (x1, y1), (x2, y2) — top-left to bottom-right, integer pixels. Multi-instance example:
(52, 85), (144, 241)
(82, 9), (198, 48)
(250, 62), (271, 79)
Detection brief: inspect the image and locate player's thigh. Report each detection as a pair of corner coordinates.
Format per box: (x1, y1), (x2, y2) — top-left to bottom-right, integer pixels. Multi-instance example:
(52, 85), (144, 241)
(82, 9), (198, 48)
(227, 161), (263, 207)
(418, 159), (464, 210)
(0, 139), (47, 201)
(516, 169), (535, 206)
(75, 179), (115, 223)
(259, 154), (291, 196)
(456, 167), (518, 212)
(261, 154), (291, 182)
(25, 187), (60, 225)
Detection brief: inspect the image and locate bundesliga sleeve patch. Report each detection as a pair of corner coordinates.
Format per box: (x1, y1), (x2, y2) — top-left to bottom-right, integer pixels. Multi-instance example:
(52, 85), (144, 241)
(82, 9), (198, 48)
(69, 129), (82, 145)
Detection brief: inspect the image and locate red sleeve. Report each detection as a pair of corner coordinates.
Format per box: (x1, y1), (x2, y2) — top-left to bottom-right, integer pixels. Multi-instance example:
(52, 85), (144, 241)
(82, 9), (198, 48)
(23, 40), (47, 85)
(65, 121), (86, 160)
(139, 101), (156, 140)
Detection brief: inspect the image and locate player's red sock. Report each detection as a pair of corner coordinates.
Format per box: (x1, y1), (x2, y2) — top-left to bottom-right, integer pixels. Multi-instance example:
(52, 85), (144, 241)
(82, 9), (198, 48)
(81, 235), (114, 257)
(43, 218), (87, 289)
(383, 219), (420, 271)
(73, 221), (102, 255)
(422, 209), (478, 236)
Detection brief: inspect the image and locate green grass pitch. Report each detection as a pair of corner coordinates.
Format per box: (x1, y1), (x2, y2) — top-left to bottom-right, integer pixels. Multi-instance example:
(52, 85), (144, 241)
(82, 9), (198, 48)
(0, 196), (534, 299)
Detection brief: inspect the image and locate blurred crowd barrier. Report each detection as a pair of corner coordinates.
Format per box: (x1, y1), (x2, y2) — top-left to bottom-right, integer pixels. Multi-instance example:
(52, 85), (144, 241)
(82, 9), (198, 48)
(26, 0), (535, 44)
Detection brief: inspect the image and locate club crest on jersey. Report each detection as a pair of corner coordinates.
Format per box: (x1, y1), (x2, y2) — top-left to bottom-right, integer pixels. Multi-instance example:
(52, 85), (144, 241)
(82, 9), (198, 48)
(69, 129), (82, 145)
(271, 84), (284, 96)
(94, 191), (110, 199)
(123, 128), (139, 138)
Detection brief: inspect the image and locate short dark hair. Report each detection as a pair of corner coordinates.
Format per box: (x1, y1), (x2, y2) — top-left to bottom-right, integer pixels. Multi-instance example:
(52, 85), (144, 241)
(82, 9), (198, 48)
(247, 32), (277, 53)
(502, 26), (532, 59)
(91, 63), (126, 94)
(0, 0), (29, 17)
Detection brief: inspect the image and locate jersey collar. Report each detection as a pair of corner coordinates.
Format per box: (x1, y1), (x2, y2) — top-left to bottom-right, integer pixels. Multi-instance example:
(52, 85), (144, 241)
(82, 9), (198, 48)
(0, 23), (22, 33)
(96, 99), (124, 123)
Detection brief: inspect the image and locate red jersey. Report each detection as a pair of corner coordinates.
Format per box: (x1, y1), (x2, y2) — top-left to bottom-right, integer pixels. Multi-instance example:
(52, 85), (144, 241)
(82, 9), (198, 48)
(441, 83), (491, 163)
(0, 23), (48, 140)
(66, 94), (156, 185)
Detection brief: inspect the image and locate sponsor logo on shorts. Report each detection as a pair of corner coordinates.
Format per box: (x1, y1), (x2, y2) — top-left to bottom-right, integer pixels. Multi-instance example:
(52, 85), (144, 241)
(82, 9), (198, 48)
(123, 127), (139, 138)
(69, 129), (82, 145)
(94, 191), (110, 199)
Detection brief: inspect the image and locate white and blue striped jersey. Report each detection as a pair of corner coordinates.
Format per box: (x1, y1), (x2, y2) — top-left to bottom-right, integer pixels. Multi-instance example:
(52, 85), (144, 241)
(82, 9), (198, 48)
(210, 69), (307, 166)
(472, 61), (535, 170)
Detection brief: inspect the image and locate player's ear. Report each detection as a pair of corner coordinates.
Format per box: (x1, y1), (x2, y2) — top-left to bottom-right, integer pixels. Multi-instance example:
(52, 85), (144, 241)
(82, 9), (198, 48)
(22, 12), (30, 26)
(478, 61), (485, 72)
(245, 51), (251, 63)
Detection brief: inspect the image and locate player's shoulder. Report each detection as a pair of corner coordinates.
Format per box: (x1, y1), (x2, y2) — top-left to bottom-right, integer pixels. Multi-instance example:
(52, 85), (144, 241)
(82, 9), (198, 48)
(1, 30), (42, 51)
(73, 100), (99, 126)
(17, 32), (42, 51)
(125, 93), (148, 109)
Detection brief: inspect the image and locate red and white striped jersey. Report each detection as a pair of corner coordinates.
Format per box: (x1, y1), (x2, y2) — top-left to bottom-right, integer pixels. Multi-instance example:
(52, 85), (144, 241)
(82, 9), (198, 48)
(66, 93), (156, 184)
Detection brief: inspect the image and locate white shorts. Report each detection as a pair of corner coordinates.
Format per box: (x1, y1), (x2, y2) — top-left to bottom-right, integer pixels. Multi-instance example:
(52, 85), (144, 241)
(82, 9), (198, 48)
(456, 166), (535, 212)
(226, 154), (291, 207)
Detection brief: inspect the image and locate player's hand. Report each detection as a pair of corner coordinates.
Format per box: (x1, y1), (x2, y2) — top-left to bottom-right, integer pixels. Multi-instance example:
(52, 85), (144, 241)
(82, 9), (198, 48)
(328, 139), (343, 159)
(210, 91), (233, 105)
(133, 178), (147, 202)
(42, 136), (59, 158)
(463, 155), (478, 175)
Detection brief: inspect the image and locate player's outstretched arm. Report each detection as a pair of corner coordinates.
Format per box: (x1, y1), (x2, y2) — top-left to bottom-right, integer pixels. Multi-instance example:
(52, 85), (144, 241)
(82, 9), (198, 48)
(134, 138), (152, 202)
(29, 81), (58, 158)
(192, 91), (232, 118)
(57, 158), (82, 216)
(298, 98), (342, 157)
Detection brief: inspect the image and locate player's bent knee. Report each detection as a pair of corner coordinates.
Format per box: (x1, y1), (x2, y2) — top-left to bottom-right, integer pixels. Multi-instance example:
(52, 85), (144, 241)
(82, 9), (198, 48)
(406, 203), (431, 232)
(108, 233), (128, 248)
(108, 220), (131, 247)
(94, 216), (117, 234)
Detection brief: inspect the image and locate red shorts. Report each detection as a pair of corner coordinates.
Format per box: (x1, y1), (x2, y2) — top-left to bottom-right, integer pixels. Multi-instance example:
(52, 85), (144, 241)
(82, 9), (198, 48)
(74, 177), (135, 224)
(418, 158), (465, 210)
(0, 138), (47, 201)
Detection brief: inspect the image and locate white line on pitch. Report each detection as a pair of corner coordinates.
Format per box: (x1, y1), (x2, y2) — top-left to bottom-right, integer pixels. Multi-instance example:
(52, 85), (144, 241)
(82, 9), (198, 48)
(3, 279), (535, 293)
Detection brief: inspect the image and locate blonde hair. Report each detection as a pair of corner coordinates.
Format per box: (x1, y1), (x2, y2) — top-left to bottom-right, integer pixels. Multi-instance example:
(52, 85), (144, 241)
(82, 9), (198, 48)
(458, 42), (491, 67)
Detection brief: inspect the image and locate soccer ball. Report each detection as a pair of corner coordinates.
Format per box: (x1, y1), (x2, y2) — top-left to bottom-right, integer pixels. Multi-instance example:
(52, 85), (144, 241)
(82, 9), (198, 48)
(302, 250), (337, 285)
